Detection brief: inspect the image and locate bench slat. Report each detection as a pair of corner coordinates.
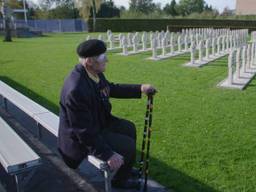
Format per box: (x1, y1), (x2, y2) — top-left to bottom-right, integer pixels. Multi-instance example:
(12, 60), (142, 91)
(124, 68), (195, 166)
(0, 81), (48, 116)
(87, 155), (108, 170)
(0, 117), (41, 175)
(33, 112), (59, 137)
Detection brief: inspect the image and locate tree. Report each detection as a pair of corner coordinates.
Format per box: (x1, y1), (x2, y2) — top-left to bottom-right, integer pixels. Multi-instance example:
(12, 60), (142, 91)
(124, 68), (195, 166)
(129, 0), (155, 14)
(38, 0), (55, 10)
(1, 0), (12, 42)
(74, 0), (103, 32)
(119, 5), (126, 12)
(9, 0), (25, 19)
(177, 0), (206, 16)
(163, 0), (178, 16)
(204, 4), (213, 12)
(129, 0), (137, 11)
(9, 0), (21, 8)
(46, 4), (79, 19)
(34, 0), (79, 19)
(221, 7), (234, 17)
(96, 0), (120, 18)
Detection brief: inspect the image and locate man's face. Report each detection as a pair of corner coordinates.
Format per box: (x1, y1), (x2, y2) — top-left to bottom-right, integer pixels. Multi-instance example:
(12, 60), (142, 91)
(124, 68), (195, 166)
(90, 53), (108, 74)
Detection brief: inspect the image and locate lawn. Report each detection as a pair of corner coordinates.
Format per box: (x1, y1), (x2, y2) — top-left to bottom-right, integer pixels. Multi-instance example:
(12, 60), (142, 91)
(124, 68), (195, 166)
(1, 33), (256, 192)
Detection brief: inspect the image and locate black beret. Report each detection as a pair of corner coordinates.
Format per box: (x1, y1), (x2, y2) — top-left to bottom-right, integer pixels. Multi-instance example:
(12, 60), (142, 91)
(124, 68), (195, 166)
(76, 39), (107, 58)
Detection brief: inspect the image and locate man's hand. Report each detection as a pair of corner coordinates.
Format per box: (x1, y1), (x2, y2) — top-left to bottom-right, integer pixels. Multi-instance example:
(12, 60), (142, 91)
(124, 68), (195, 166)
(141, 84), (157, 95)
(107, 153), (124, 171)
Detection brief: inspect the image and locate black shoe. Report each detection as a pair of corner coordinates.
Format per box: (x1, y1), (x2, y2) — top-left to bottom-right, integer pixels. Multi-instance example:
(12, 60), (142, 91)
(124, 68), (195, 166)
(111, 178), (140, 189)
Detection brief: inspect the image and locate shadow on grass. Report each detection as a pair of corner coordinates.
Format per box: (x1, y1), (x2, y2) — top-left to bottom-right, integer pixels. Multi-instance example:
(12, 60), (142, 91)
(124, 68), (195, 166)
(0, 76), (59, 114)
(246, 76), (256, 87)
(0, 60), (14, 65)
(135, 149), (219, 192)
(0, 76), (219, 192)
(201, 58), (228, 68)
(175, 56), (190, 61)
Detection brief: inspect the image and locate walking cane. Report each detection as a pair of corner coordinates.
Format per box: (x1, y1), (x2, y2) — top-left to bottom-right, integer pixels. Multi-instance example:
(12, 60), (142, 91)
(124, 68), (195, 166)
(143, 94), (153, 191)
(139, 93), (154, 191)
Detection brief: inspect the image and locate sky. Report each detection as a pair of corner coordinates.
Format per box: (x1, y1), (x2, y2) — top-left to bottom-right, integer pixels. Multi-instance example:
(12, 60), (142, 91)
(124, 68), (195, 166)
(113, 0), (236, 12)
(29, 0), (237, 13)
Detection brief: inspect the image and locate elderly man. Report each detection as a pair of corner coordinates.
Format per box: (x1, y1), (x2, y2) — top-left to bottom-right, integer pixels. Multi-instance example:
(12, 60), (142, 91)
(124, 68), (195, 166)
(58, 39), (156, 189)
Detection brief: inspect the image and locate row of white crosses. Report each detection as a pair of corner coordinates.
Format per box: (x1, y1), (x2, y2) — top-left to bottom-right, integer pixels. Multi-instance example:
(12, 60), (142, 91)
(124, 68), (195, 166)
(105, 30), (151, 53)
(86, 33), (106, 42)
(106, 30), (122, 51)
(120, 30), (177, 56)
(182, 28), (230, 41)
(88, 29), (126, 51)
(185, 29), (248, 67)
(113, 29), (203, 56)
(107, 30), (166, 53)
(182, 28), (247, 47)
(100, 28), (231, 56)
(218, 42), (256, 90)
(251, 31), (256, 43)
(148, 28), (243, 61)
(148, 32), (191, 60)
(86, 29), (159, 54)
(119, 32), (153, 55)
(86, 29), (248, 64)
(85, 30), (122, 51)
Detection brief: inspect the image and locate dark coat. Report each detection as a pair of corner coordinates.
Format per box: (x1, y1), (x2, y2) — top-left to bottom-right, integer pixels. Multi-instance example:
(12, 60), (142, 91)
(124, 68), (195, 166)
(58, 64), (141, 168)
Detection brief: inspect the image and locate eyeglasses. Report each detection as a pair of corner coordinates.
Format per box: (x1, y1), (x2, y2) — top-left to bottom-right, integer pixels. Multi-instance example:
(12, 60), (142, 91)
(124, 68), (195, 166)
(94, 53), (108, 63)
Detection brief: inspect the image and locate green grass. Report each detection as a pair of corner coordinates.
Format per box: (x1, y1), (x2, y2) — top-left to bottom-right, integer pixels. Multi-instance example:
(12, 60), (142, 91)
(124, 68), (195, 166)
(1, 33), (256, 192)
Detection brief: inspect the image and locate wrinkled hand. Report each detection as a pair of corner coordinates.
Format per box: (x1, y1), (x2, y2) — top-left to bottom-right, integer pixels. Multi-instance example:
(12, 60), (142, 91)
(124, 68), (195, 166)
(107, 153), (124, 171)
(141, 84), (157, 95)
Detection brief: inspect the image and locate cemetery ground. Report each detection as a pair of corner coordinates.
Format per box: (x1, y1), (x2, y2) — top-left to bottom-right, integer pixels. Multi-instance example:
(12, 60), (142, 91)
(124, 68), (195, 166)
(1, 32), (256, 192)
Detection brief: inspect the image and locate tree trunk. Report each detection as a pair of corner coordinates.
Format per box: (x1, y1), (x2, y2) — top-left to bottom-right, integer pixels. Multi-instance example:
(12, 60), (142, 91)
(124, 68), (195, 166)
(2, 0), (12, 42)
(4, 17), (12, 42)
(91, 0), (96, 32)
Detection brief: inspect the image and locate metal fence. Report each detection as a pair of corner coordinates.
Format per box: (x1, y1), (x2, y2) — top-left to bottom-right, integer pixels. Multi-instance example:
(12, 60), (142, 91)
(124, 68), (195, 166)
(0, 19), (88, 33)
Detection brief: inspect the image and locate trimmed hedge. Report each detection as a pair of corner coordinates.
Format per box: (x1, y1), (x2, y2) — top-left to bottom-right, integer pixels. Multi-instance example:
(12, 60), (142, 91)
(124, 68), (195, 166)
(88, 18), (256, 32)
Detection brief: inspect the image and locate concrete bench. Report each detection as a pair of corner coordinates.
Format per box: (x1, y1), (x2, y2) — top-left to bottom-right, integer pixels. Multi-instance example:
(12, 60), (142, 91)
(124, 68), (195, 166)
(0, 116), (41, 192)
(0, 80), (115, 192)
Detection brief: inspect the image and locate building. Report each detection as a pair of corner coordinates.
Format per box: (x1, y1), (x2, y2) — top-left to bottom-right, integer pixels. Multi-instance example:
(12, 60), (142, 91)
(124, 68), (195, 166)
(236, 0), (256, 15)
